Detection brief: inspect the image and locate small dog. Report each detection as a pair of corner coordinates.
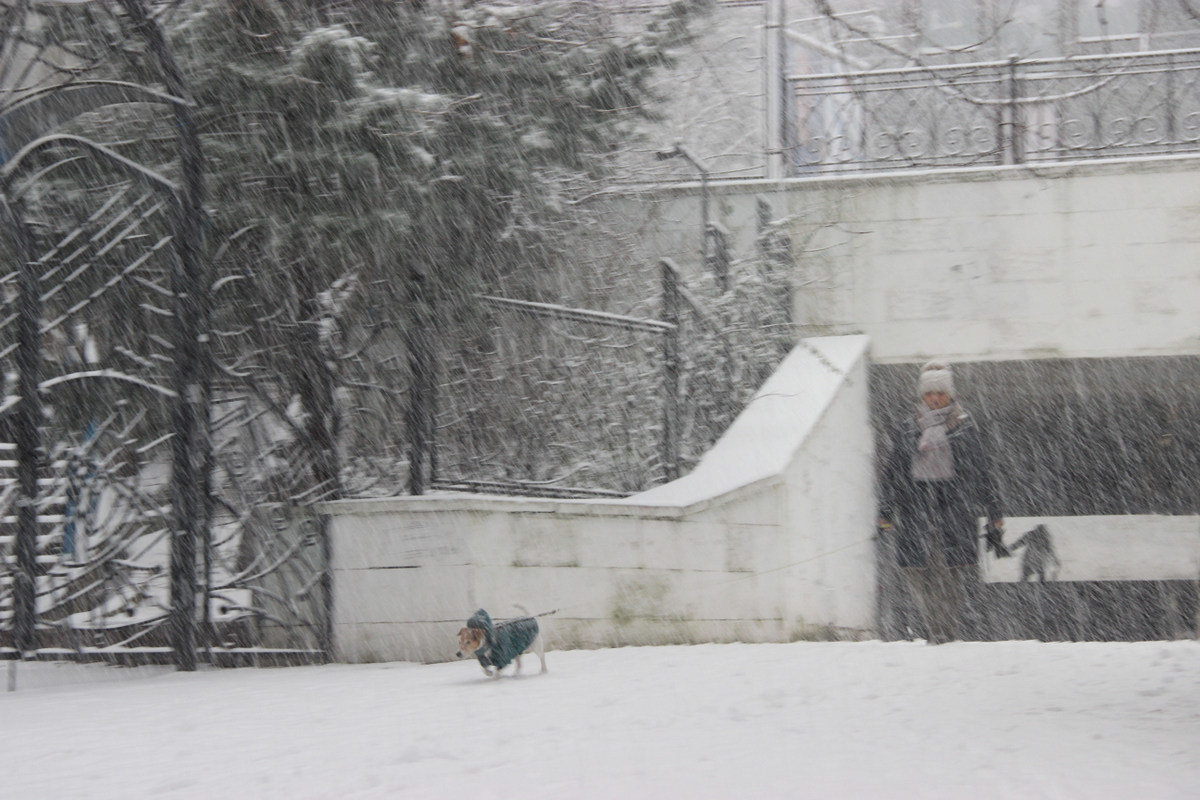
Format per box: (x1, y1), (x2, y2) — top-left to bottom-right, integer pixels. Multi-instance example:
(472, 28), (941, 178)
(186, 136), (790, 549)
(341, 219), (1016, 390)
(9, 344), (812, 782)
(1011, 523), (1062, 582)
(456, 607), (547, 679)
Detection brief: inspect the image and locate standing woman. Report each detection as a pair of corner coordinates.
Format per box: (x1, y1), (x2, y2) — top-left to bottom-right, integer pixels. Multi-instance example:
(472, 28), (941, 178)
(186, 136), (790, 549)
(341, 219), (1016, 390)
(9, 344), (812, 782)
(878, 360), (1008, 643)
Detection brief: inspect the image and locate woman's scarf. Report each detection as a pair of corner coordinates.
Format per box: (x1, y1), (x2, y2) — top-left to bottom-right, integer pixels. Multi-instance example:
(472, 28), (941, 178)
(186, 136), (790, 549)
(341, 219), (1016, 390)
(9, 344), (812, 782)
(910, 403), (962, 481)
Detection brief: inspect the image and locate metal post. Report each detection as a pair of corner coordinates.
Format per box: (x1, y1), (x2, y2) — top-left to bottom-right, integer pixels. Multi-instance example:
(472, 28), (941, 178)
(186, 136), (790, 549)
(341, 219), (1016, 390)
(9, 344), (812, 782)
(4, 197), (41, 656)
(426, 369), (437, 487)
(709, 223), (730, 294)
(1004, 56), (1022, 165)
(764, 0), (787, 179)
(1167, 54), (1176, 144)
(406, 262), (432, 495)
(756, 197), (793, 346)
(660, 259), (682, 483)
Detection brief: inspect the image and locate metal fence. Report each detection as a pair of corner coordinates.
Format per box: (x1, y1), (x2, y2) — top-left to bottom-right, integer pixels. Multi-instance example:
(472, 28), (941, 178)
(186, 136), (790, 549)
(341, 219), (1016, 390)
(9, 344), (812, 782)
(790, 48), (1200, 174)
(406, 263), (685, 499)
(0, 0), (328, 671)
(400, 239), (799, 501)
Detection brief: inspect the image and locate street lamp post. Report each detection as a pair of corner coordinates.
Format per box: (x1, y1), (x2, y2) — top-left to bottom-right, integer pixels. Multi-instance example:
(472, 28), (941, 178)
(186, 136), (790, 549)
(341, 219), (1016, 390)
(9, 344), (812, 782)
(656, 142), (717, 285)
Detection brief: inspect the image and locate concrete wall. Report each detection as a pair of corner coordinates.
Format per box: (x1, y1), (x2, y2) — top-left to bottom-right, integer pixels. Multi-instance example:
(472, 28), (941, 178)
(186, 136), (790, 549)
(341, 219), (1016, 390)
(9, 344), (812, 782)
(322, 335), (876, 663)
(636, 155), (1200, 364)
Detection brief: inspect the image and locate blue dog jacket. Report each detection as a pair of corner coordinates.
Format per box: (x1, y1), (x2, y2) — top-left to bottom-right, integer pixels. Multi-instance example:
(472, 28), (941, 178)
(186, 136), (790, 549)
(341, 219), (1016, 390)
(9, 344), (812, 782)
(467, 609), (539, 671)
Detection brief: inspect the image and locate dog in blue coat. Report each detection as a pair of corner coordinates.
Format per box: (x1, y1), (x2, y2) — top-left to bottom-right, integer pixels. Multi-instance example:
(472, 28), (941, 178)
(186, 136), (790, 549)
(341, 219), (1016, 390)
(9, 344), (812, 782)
(455, 608), (548, 679)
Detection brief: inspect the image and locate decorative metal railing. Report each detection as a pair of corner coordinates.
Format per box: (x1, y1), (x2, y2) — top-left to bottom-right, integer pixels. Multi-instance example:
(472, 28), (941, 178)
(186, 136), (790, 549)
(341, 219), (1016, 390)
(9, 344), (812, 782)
(0, 0), (329, 670)
(790, 48), (1200, 174)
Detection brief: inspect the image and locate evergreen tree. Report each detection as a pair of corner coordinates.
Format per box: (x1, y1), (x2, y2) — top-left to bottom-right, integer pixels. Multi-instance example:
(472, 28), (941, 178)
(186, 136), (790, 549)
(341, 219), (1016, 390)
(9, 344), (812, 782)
(165, 0), (713, 496)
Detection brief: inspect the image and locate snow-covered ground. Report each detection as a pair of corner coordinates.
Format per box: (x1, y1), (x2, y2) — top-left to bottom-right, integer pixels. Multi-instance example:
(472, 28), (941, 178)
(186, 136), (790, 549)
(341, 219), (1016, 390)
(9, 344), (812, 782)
(3, 640), (1199, 799)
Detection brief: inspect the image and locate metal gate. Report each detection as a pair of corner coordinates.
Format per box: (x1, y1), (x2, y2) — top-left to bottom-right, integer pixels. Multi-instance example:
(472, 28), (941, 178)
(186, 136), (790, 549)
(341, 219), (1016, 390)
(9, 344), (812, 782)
(0, 0), (327, 668)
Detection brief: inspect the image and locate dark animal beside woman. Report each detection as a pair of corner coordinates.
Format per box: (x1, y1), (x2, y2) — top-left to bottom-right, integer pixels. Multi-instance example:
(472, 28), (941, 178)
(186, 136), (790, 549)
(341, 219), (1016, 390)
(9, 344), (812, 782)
(1011, 523), (1061, 582)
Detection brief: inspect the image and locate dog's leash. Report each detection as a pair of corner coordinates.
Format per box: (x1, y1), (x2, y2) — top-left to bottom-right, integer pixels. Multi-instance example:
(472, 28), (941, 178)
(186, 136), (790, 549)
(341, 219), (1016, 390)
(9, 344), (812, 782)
(496, 608), (558, 622)
(518, 609), (558, 620)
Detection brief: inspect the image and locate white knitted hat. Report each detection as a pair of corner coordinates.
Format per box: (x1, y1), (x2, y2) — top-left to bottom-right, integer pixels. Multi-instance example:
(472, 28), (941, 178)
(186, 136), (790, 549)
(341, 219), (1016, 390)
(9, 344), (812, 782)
(917, 360), (955, 398)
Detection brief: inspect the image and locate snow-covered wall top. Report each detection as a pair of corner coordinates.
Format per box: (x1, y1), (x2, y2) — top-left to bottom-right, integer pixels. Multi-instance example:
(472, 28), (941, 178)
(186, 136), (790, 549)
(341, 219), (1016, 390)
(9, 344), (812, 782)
(633, 155), (1200, 363)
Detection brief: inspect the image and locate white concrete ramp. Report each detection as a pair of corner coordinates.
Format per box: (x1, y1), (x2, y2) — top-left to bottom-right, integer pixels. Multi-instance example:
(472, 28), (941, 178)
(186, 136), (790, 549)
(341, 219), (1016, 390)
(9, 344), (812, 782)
(630, 335), (871, 508)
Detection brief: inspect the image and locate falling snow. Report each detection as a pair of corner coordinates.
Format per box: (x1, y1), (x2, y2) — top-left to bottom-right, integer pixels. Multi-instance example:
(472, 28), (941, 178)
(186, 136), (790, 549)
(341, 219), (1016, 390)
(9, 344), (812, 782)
(2, 3), (1199, 798)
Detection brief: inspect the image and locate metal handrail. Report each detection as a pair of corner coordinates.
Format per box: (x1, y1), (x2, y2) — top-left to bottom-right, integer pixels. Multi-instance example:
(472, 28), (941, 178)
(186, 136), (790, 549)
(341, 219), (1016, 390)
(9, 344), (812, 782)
(788, 46), (1200, 173)
(789, 46), (1200, 82)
